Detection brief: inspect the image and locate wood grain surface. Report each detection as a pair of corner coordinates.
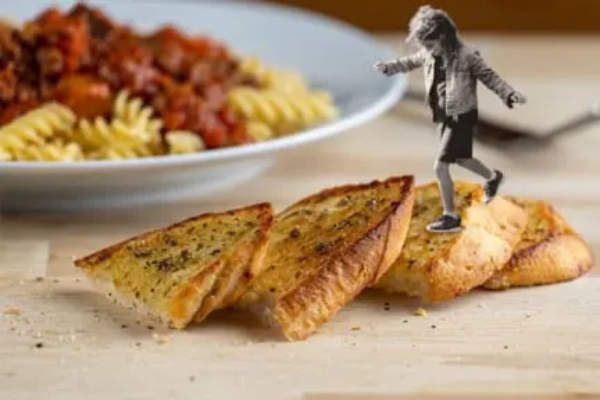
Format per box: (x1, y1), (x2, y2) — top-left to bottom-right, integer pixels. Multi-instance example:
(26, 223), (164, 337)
(1, 35), (599, 400)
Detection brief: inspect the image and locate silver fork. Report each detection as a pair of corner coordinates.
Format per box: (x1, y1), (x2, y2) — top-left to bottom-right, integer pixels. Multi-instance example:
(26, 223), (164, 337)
(403, 90), (600, 148)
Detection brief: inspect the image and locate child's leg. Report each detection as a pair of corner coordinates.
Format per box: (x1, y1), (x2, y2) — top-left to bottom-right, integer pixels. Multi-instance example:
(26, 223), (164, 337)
(434, 159), (456, 215)
(456, 157), (504, 203)
(455, 157), (493, 180)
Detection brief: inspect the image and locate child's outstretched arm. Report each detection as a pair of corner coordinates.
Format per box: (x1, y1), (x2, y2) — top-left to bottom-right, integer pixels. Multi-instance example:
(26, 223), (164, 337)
(374, 49), (427, 76)
(471, 50), (526, 108)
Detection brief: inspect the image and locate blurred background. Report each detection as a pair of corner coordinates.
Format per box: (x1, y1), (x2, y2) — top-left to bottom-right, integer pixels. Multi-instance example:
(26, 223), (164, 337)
(263, 0), (599, 33)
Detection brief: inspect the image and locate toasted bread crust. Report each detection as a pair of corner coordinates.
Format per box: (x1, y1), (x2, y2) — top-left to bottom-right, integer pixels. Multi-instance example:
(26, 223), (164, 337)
(273, 177), (415, 340)
(193, 209), (273, 322)
(375, 182), (528, 302)
(74, 202), (274, 329)
(483, 198), (594, 290)
(423, 195), (528, 301)
(169, 261), (224, 328)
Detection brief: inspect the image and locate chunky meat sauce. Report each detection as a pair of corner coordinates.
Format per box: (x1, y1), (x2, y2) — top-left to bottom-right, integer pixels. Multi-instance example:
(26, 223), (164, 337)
(0, 4), (258, 148)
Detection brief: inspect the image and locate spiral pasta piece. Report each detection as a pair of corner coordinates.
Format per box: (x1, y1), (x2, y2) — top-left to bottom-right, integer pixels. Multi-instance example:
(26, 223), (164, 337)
(246, 121), (275, 142)
(165, 131), (206, 154)
(228, 87), (339, 133)
(86, 142), (155, 160)
(113, 90), (163, 134)
(12, 141), (84, 162)
(239, 56), (309, 95)
(69, 117), (152, 151)
(0, 102), (76, 153)
(0, 149), (12, 161)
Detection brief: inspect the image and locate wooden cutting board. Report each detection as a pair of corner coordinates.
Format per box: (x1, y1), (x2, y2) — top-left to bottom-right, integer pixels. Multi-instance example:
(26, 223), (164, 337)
(1, 244), (599, 400)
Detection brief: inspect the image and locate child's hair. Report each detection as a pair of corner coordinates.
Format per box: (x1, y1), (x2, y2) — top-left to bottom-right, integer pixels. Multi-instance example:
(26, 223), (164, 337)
(406, 5), (460, 49)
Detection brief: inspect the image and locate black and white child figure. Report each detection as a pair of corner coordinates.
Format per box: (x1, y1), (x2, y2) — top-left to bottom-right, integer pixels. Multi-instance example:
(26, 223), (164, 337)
(374, 5), (526, 233)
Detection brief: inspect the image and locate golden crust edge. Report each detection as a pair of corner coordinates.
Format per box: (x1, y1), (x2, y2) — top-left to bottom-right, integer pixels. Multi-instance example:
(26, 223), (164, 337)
(191, 205), (274, 322)
(483, 197), (595, 290)
(421, 195), (529, 302)
(482, 232), (594, 290)
(271, 176), (415, 341)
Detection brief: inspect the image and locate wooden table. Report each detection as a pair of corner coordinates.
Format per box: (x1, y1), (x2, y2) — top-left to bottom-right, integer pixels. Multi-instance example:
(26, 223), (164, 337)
(1, 35), (600, 400)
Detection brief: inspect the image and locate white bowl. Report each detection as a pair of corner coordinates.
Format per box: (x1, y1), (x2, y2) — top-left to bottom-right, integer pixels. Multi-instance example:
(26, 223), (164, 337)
(0, 0), (407, 211)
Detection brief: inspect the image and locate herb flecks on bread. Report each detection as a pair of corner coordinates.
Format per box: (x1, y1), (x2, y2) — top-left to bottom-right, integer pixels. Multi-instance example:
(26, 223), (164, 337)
(483, 197), (594, 290)
(74, 203), (273, 329)
(236, 175), (415, 341)
(374, 181), (528, 302)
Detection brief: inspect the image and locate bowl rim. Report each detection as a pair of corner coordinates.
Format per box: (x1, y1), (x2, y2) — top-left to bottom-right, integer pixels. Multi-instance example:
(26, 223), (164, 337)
(0, 0), (407, 173)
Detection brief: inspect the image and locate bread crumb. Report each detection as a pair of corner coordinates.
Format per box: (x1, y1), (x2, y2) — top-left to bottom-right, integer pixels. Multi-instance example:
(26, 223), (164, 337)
(414, 307), (427, 317)
(351, 326), (361, 331)
(3, 308), (22, 316)
(152, 333), (170, 345)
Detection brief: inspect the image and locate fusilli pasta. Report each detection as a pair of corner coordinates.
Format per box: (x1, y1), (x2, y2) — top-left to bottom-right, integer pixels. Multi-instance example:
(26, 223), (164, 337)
(87, 144), (155, 160)
(113, 90), (163, 135)
(68, 117), (150, 151)
(0, 149), (12, 161)
(12, 140), (84, 162)
(245, 121), (275, 142)
(0, 102), (76, 155)
(227, 87), (339, 134)
(239, 56), (310, 96)
(0, 55), (338, 162)
(165, 131), (206, 154)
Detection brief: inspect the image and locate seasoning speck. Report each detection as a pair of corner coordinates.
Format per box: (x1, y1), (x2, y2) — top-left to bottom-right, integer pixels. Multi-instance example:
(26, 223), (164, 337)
(121, 324), (127, 329)
(189, 376), (196, 382)
(503, 345), (509, 350)
(289, 227), (301, 238)
(430, 324), (437, 329)
(147, 325), (155, 331)
(35, 342), (43, 349)
(351, 326), (361, 331)
(414, 307), (427, 317)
